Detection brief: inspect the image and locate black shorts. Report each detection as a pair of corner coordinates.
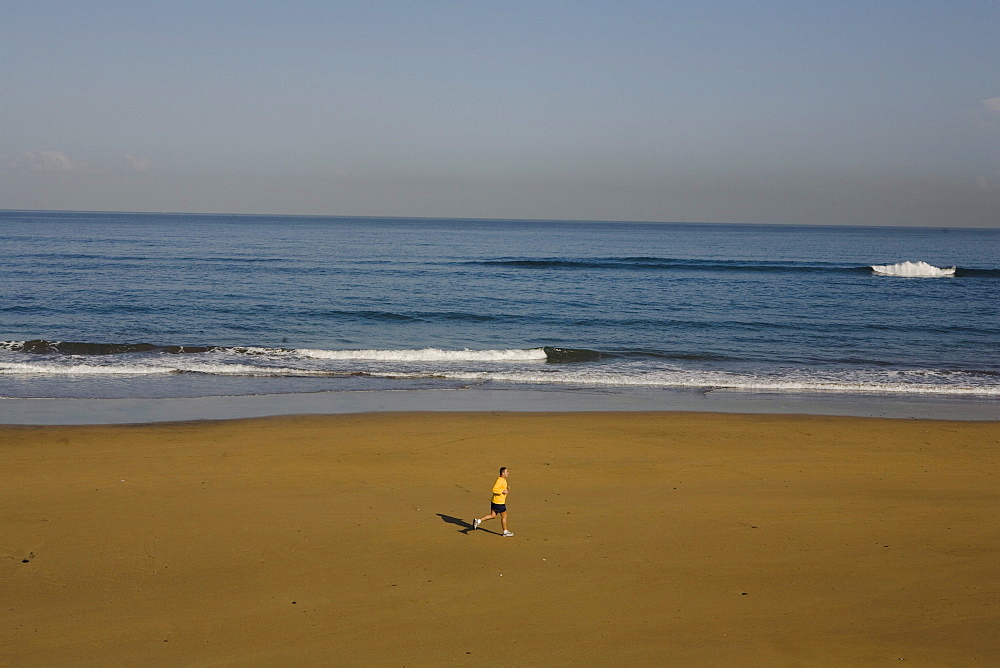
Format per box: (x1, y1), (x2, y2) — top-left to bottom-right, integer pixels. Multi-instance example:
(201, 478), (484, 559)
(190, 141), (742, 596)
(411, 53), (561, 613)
(491, 502), (507, 514)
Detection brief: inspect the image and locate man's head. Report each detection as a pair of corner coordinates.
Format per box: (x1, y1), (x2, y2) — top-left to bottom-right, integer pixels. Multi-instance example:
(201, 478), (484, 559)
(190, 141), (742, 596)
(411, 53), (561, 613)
(499, 467), (508, 478)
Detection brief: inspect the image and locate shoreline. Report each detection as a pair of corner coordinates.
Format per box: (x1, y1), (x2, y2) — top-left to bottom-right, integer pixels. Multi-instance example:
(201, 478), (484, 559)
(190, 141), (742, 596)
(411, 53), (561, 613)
(3, 411), (998, 664)
(2, 386), (997, 425)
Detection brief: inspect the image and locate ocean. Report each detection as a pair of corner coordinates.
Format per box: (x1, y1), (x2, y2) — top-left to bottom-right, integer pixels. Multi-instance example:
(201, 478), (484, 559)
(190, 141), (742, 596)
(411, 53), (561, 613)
(1, 210), (998, 417)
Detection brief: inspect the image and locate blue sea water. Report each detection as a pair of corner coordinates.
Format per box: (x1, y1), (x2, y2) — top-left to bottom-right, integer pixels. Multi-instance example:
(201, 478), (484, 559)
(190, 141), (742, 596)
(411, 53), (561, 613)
(1, 210), (998, 409)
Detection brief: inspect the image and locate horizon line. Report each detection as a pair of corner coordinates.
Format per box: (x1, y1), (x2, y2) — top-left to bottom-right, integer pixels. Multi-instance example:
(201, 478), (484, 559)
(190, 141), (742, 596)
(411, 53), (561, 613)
(0, 208), (993, 231)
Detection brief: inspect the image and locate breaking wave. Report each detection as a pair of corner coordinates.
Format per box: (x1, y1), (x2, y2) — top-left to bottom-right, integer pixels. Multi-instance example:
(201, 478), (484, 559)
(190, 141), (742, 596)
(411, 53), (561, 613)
(2, 339), (998, 397)
(2, 340), (219, 355)
(871, 261), (956, 277)
(1, 340), (557, 362)
(0, 340), (616, 364)
(297, 347), (548, 362)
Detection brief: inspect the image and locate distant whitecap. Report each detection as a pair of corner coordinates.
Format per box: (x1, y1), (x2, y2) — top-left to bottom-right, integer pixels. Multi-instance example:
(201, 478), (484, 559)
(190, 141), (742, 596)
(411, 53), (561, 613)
(871, 261), (956, 277)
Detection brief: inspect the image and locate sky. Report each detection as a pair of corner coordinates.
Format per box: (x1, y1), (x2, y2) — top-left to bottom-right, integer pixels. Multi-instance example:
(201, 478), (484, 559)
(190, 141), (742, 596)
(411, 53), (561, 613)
(2, 0), (998, 226)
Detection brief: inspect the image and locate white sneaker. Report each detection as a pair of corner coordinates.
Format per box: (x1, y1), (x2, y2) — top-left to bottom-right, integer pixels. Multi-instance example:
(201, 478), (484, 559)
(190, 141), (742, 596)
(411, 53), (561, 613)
(472, 519), (481, 530)
(503, 530), (514, 537)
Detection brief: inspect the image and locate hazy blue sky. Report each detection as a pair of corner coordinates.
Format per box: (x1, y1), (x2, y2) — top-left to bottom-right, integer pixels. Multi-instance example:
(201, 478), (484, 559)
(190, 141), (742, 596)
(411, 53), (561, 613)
(2, 0), (998, 226)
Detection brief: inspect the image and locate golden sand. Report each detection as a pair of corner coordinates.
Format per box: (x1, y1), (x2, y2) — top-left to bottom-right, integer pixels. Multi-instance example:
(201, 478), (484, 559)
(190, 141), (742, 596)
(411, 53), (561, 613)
(2, 412), (998, 665)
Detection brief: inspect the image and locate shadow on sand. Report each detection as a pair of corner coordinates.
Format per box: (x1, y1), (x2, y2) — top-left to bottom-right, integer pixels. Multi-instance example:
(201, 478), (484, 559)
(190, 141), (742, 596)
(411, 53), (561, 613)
(437, 513), (498, 535)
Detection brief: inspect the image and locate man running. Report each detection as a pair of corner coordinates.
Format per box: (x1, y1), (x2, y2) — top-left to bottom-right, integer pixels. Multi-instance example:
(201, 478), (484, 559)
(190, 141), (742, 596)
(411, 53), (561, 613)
(472, 467), (513, 537)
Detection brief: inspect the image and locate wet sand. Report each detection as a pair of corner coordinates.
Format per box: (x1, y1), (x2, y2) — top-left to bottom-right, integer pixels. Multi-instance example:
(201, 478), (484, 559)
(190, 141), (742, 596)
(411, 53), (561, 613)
(2, 412), (999, 665)
(4, 386), (998, 424)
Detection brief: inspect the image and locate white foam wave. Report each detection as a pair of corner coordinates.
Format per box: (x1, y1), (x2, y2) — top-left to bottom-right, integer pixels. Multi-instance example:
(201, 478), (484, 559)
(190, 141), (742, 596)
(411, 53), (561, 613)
(295, 347), (548, 362)
(0, 361), (323, 377)
(3, 355), (997, 396)
(0, 362), (175, 375)
(871, 261), (956, 277)
(429, 369), (1000, 396)
(165, 362), (329, 376)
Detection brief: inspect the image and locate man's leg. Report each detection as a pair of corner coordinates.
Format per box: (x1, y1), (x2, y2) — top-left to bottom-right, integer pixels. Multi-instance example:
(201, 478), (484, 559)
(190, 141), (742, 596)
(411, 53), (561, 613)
(500, 511), (508, 532)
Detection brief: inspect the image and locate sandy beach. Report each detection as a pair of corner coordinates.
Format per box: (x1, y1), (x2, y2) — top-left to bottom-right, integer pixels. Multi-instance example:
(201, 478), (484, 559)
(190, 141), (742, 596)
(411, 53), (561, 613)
(2, 411), (999, 665)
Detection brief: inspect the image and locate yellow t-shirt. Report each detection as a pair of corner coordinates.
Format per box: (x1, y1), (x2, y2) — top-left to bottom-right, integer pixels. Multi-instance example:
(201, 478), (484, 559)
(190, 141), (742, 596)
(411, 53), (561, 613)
(491, 476), (508, 504)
